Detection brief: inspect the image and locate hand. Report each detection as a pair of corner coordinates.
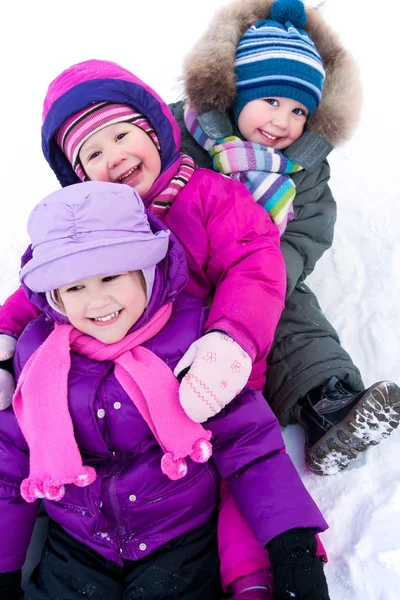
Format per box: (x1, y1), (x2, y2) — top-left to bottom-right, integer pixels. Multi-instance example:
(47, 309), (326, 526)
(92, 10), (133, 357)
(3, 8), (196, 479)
(267, 529), (331, 600)
(0, 334), (16, 360)
(0, 368), (15, 409)
(174, 331), (252, 423)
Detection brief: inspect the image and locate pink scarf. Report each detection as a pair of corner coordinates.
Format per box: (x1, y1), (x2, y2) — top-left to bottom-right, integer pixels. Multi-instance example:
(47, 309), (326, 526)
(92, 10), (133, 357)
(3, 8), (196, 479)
(13, 304), (212, 503)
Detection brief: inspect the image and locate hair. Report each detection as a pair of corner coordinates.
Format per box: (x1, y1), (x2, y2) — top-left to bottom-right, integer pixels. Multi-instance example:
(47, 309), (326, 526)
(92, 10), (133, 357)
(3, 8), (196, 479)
(52, 288), (62, 309)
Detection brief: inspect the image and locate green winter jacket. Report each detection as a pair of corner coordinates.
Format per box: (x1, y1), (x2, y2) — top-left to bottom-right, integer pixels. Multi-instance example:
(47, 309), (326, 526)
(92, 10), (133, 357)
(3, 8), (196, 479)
(173, 0), (364, 423)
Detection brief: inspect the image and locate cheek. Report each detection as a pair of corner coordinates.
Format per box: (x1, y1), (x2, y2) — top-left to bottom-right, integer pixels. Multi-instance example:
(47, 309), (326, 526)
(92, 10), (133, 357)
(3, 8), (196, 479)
(86, 165), (110, 182)
(133, 289), (147, 314)
(290, 120), (305, 141)
(61, 298), (85, 323)
(237, 114), (252, 138)
(146, 145), (161, 176)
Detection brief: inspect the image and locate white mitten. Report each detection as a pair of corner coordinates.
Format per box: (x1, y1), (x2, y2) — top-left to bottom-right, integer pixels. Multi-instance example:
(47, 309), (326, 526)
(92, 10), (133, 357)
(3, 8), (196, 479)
(0, 334), (16, 361)
(174, 332), (252, 423)
(0, 368), (15, 410)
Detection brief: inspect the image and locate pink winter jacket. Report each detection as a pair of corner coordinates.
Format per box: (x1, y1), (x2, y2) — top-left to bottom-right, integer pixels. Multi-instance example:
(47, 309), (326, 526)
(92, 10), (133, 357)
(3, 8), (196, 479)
(1, 58), (286, 389)
(1, 169), (284, 389)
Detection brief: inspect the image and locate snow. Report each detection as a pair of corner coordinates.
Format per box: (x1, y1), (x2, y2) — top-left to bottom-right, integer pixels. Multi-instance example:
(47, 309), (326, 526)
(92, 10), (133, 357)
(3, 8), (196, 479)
(1, 0), (399, 598)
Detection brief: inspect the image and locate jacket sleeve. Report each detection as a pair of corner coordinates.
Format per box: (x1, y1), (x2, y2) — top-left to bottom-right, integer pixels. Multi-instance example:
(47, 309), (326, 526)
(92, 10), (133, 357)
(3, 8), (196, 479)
(0, 398), (40, 574)
(0, 287), (41, 339)
(164, 170), (286, 390)
(281, 160), (337, 297)
(207, 388), (328, 548)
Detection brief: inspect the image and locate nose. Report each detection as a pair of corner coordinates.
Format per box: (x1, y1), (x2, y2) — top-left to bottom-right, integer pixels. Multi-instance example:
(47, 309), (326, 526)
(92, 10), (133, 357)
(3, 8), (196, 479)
(107, 149), (126, 169)
(87, 289), (111, 310)
(271, 110), (289, 131)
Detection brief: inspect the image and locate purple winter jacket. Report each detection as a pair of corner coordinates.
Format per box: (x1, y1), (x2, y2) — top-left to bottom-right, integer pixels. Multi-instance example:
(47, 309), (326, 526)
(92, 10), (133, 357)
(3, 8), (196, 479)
(0, 216), (327, 573)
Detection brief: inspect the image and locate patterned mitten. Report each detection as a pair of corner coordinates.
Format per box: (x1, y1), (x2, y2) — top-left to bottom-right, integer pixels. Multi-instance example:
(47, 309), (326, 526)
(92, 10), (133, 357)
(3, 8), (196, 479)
(0, 369), (15, 410)
(0, 334), (16, 360)
(174, 332), (252, 423)
(0, 335), (16, 410)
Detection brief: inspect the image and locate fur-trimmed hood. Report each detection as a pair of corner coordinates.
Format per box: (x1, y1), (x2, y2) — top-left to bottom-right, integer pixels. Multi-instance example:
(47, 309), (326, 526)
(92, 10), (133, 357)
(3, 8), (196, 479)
(182, 0), (362, 147)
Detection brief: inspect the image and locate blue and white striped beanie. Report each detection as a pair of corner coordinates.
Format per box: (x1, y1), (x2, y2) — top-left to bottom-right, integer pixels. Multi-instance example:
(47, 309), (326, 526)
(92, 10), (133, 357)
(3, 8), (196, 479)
(233, 0), (325, 123)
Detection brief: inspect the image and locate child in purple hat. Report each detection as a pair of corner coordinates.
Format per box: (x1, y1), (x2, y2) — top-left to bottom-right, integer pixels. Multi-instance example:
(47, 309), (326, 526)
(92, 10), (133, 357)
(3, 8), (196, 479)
(0, 181), (330, 600)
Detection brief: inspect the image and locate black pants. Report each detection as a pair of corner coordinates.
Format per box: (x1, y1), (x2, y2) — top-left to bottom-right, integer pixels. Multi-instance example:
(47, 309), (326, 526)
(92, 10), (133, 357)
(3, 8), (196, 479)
(24, 519), (221, 600)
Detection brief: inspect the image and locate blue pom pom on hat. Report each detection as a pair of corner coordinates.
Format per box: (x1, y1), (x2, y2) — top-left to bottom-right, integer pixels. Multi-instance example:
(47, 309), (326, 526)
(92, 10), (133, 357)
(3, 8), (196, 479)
(233, 0), (325, 123)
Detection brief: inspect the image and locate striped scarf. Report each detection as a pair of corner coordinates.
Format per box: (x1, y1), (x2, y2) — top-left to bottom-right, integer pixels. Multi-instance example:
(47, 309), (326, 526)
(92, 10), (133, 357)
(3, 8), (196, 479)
(184, 104), (302, 235)
(148, 153), (195, 218)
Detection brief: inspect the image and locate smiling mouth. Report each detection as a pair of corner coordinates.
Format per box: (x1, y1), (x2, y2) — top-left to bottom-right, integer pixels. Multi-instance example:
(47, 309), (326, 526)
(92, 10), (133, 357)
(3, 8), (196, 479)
(260, 130), (282, 141)
(90, 310), (121, 323)
(117, 164), (141, 183)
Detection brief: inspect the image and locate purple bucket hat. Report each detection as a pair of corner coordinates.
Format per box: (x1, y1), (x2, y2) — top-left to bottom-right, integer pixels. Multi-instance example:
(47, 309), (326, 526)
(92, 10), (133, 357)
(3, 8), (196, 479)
(20, 181), (170, 296)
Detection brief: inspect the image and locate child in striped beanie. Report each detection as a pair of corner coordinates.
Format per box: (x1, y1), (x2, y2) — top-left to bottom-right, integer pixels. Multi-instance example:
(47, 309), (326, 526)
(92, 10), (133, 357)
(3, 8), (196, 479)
(178, 0), (399, 512)
(184, 0), (325, 234)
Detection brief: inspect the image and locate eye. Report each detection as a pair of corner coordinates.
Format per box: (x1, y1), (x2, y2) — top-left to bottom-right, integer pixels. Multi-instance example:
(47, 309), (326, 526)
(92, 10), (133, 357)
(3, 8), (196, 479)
(265, 98), (279, 106)
(66, 284), (84, 293)
(87, 151), (101, 162)
(293, 107), (307, 117)
(115, 132), (128, 141)
(102, 274), (121, 283)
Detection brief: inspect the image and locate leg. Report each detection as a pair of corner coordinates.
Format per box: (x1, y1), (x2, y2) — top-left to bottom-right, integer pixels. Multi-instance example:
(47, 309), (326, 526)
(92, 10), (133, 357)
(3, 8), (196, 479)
(122, 518), (221, 600)
(266, 283), (400, 474)
(218, 481), (273, 599)
(266, 282), (364, 423)
(24, 520), (123, 600)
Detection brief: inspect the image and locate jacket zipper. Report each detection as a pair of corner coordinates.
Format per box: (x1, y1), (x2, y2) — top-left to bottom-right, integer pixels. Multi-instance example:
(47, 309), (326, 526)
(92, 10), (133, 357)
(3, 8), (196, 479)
(108, 453), (127, 557)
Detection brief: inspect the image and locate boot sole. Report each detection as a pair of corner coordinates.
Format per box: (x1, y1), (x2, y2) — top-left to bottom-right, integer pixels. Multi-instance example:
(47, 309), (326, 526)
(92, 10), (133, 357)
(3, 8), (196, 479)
(305, 381), (400, 475)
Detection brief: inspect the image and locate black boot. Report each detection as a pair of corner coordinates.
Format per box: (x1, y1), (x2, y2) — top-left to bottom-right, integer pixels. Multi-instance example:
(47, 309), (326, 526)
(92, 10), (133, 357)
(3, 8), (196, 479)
(292, 377), (400, 475)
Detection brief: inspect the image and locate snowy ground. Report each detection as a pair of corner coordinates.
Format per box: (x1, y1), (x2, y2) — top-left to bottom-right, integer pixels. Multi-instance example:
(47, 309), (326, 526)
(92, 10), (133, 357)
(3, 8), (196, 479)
(1, 1), (400, 598)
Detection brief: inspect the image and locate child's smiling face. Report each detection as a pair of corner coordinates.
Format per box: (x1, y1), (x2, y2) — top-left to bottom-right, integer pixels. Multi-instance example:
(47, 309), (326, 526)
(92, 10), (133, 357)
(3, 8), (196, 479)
(79, 122), (161, 197)
(237, 97), (308, 150)
(57, 271), (147, 344)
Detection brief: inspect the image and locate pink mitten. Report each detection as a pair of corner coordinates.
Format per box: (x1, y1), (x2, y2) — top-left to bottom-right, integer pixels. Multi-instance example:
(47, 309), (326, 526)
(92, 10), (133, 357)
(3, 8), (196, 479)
(174, 332), (252, 423)
(0, 369), (15, 410)
(0, 334), (16, 360)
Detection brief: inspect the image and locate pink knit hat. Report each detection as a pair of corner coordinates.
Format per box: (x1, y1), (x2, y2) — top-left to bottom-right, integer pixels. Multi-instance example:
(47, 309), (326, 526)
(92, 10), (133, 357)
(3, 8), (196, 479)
(56, 102), (161, 181)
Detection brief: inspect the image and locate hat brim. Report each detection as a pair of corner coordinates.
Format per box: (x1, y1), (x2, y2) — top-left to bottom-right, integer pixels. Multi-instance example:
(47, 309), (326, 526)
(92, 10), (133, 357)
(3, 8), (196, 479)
(20, 232), (169, 293)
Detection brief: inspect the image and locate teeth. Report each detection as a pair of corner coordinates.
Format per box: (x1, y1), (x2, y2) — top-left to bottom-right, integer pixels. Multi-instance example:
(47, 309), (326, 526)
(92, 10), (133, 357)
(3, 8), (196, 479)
(93, 311), (120, 322)
(119, 165), (140, 182)
(261, 130), (278, 140)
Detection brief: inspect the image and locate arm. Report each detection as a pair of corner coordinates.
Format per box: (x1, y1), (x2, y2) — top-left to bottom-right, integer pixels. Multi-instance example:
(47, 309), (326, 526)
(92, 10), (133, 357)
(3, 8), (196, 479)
(165, 170), (286, 389)
(0, 287), (41, 338)
(0, 288), (41, 409)
(0, 348), (41, 574)
(208, 387), (328, 548)
(281, 160), (336, 297)
(0, 244), (41, 339)
(0, 410), (40, 573)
